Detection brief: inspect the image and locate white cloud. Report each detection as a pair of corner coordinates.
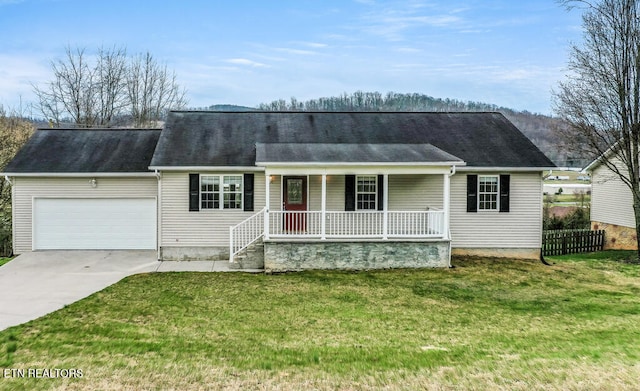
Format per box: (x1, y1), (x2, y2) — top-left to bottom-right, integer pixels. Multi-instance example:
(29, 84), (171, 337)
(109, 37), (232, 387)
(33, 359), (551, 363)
(294, 41), (329, 49)
(225, 58), (269, 68)
(275, 47), (319, 56)
(395, 47), (423, 53)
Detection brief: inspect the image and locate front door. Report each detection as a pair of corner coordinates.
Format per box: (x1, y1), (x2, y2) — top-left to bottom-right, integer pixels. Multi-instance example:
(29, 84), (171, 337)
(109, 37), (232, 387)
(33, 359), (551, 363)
(283, 176), (307, 232)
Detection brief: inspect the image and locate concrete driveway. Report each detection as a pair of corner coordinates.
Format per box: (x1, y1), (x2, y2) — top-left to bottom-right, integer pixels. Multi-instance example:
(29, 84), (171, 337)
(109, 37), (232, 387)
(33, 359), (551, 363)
(0, 251), (160, 331)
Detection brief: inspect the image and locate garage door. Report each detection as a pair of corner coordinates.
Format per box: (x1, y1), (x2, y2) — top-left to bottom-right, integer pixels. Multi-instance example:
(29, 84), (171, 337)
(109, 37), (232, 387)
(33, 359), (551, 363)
(33, 198), (156, 250)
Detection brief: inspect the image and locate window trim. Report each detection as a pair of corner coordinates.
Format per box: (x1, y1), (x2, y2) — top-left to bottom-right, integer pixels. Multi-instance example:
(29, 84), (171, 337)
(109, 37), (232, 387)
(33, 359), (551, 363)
(477, 175), (499, 212)
(355, 175), (378, 211)
(199, 174), (243, 210)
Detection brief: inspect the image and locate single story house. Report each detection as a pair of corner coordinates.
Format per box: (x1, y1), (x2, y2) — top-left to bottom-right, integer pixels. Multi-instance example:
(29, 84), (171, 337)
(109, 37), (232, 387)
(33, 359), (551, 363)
(585, 152), (638, 250)
(4, 111), (555, 271)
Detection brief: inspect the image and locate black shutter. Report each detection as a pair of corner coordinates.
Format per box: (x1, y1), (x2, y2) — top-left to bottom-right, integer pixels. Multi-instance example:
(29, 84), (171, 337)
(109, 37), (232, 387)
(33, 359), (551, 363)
(189, 173), (200, 212)
(377, 174), (384, 211)
(244, 173), (254, 212)
(466, 174), (478, 213)
(499, 174), (510, 212)
(345, 175), (356, 211)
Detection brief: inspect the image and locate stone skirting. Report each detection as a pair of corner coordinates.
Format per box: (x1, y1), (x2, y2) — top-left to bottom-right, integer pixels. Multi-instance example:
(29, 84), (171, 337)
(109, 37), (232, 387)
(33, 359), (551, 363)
(591, 221), (638, 250)
(263, 240), (450, 272)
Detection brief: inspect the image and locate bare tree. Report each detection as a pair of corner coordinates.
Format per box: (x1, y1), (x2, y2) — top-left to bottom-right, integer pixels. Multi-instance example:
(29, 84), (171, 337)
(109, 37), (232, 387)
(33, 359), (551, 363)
(33, 46), (127, 127)
(127, 52), (188, 127)
(554, 0), (640, 260)
(95, 46), (129, 126)
(33, 46), (187, 128)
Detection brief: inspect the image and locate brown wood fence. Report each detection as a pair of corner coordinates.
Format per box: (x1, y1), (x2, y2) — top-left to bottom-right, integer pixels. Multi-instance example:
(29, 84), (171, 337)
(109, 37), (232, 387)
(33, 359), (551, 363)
(542, 229), (605, 256)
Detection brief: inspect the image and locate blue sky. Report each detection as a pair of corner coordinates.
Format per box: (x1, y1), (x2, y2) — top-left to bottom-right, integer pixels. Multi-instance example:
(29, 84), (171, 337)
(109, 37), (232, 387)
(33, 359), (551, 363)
(0, 0), (583, 115)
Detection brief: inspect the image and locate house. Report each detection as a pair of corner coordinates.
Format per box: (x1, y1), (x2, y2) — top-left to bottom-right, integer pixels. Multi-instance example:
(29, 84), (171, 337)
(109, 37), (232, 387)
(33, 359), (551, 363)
(585, 154), (638, 250)
(3, 111), (555, 271)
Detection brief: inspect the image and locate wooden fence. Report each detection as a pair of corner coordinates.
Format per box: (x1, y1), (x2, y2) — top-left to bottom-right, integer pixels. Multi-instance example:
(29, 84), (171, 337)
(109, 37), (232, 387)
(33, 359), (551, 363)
(542, 229), (605, 256)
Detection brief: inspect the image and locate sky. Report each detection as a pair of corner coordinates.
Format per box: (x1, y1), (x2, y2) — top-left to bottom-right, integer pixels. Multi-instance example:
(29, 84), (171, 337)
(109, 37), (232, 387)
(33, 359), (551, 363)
(0, 0), (584, 116)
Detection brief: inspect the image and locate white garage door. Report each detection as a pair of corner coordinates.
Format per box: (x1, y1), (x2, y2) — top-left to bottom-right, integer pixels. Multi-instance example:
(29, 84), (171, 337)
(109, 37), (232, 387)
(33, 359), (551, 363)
(33, 198), (156, 250)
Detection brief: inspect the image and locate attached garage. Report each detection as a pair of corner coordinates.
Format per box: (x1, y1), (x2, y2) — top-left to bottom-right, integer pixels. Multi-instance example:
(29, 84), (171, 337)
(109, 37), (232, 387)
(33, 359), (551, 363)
(33, 198), (156, 250)
(3, 129), (162, 254)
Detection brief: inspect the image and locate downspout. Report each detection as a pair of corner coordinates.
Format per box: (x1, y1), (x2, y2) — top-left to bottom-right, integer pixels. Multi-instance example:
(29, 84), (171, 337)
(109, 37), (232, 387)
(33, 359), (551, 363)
(447, 166), (456, 268)
(4, 175), (12, 186)
(154, 170), (162, 261)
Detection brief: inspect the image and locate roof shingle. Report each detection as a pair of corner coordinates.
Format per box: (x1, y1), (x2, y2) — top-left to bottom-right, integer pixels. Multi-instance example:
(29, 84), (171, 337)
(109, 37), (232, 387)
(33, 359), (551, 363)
(4, 129), (161, 173)
(150, 111), (554, 168)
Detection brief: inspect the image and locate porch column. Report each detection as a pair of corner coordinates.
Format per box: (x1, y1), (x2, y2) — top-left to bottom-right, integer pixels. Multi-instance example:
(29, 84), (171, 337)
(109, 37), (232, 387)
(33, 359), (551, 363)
(264, 171), (270, 240)
(383, 174), (389, 239)
(321, 174), (327, 240)
(443, 172), (450, 240)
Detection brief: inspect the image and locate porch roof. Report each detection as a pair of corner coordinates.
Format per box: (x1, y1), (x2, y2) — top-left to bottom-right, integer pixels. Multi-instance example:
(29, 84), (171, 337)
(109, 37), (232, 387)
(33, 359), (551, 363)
(255, 143), (465, 166)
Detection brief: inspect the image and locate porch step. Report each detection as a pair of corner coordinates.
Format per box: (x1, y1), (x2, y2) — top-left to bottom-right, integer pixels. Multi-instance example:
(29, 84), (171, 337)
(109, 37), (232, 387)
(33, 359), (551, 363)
(230, 239), (264, 270)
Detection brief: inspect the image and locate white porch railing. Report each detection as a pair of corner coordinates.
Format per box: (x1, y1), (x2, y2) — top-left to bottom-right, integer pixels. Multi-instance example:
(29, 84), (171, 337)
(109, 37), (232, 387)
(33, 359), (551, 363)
(267, 210), (446, 239)
(229, 207), (266, 262)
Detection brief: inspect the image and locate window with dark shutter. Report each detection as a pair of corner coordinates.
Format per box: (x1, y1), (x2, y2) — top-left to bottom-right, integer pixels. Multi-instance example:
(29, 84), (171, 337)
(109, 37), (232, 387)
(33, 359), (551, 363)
(244, 173), (254, 212)
(466, 174), (478, 213)
(189, 173), (200, 212)
(499, 174), (510, 212)
(345, 175), (356, 211)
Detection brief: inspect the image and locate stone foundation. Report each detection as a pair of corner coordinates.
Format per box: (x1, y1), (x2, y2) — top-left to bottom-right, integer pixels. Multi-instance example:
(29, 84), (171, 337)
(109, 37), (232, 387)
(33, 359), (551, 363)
(264, 240), (450, 272)
(591, 221), (638, 250)
(451, 247), (540, 260)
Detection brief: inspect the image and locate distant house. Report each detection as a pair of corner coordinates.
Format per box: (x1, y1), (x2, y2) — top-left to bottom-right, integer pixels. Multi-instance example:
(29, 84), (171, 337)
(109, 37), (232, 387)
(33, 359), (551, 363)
(3, 111), (555, 271)
(585, 154), (638, 250)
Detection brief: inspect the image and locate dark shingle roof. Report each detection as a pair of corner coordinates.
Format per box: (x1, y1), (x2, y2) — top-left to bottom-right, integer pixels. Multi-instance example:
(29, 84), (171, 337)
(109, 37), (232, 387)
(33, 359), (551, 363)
(4, 129), (161, 173)
(256, 143), (464, 164)
(150, 111), (554, 168)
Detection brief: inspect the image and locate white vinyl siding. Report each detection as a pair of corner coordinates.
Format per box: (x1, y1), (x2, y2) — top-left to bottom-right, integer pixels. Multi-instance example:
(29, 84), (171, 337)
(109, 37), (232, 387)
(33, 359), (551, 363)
(590, 158), (635, 228)
(160, 172), (265, 248)
(388, 175), (444, 211)
(12, 177), (157, 254)
(450, 172), (543, 248)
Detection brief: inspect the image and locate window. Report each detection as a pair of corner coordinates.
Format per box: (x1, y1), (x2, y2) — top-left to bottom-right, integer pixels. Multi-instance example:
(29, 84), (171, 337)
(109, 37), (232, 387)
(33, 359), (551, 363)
(478, 175), (498, 211)
(356, 175), (377, 210)
(200, 175), (242, 210)
(201, 176), (219, 209)
(223, 175), (243, 209)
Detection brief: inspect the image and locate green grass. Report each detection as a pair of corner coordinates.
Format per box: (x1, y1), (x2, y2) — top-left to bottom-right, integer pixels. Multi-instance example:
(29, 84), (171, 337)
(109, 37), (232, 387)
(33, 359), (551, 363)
(0, 257), (12, 267)
(1, 255), (639, 390)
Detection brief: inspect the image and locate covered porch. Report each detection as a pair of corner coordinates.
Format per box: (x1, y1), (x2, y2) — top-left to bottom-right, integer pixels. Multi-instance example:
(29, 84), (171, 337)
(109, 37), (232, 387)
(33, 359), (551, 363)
(230, 143), (466, 270)
(264, 174), (449, 240)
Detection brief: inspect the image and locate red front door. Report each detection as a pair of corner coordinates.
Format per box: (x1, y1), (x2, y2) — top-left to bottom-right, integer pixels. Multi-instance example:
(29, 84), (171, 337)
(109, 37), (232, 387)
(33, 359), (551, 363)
(283, 176), (307, 232)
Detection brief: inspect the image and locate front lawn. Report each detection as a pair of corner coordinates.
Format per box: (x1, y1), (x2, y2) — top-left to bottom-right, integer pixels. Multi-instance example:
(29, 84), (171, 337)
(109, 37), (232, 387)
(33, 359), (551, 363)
(0, 257), (11, 267)
(1, 254), (639, 390)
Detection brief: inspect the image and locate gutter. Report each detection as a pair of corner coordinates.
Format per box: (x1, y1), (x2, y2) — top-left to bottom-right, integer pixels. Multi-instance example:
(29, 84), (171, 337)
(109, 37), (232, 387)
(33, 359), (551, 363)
(2, 172), (157, 178)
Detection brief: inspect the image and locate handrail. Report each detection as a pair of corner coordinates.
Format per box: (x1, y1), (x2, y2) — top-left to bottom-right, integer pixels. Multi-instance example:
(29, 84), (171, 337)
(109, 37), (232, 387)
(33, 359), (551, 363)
(267, 210), (446, 239)
(229, 207), (266, 263)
